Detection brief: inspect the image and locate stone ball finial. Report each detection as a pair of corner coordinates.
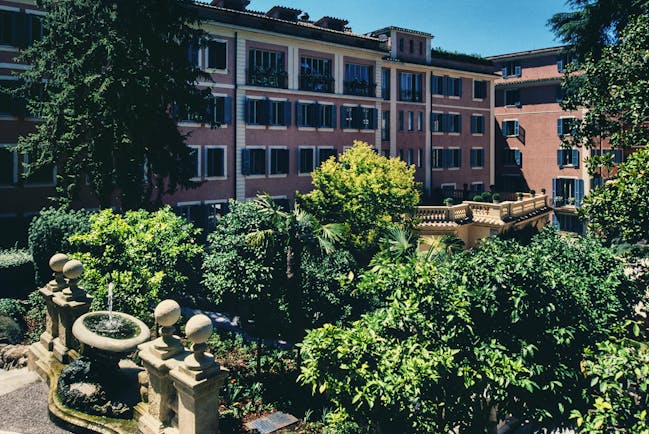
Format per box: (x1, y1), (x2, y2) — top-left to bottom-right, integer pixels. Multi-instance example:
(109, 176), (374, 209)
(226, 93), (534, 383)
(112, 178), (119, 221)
(49, 253), (69, 272)
(62, 259), (84, 280)
(185, 314), (212, 345)
(154, 300), (181, 327)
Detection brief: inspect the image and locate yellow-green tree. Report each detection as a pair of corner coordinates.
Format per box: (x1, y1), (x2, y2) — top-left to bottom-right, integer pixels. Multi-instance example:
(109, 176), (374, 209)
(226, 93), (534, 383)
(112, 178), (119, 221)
(297, 141), (420, 262)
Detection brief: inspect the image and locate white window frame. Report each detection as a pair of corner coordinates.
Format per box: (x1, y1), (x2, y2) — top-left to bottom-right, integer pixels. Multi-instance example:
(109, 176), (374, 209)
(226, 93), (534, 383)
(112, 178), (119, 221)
(448, 112), (461, 135)
(431, 146), (444, 170)
(204, 38), (228, 73)
(318, 102), (335, 130)
(473, 79), (487, 101)
(471, 182), (484, 193)
(471, 113), (485, 135)
(447, 147), (461, 170)
(268, 146), (289, 177)
(431, 111), (444, 134)
(188, 145), (202, 181)
(0, 144), (18, 187)
(502, 119), (519, 137)
(471, 147), (484, 169)
(203, 145), (227, 180)
(244, 146), (267, 177)
(298, 146), (316, 176)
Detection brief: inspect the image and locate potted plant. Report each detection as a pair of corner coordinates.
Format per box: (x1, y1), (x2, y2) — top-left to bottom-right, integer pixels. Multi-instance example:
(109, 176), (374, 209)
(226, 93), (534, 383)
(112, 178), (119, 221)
(554, 195), (564, 207)
(472, 194), (483, 202)
(444, 197), (453, 206)
(481, 191), (492, 203)
(541, 188), (546, 195)
(567, 197), (576, 206)
(516, 191), (523, 201)
(530, 189), (536, 196)
(492, 193), (501, 203)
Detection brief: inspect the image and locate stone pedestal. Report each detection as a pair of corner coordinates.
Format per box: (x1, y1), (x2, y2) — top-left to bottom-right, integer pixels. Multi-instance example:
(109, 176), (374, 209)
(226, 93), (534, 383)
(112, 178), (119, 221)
(170, 364), (228, 434)
(136, 341), (185, 434)
(52, 294), (92, 363)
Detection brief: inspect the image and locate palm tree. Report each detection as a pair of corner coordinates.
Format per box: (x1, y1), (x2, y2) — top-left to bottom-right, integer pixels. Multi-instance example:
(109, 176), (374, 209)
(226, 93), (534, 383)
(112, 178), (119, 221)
(246, 195), (345, 342)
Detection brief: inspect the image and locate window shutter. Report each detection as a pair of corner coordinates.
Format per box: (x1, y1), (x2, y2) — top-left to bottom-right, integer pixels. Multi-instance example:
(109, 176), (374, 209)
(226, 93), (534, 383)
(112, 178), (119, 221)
(204, 96), (214, 124)
(296, 102), (303, 127)
(458, 114), (462, 133)
(552, 213), (559, 228)
(331, 105), (337, 129)
(441, 149), (448, 168)
(372, 108), (378, 130)
(340, 106), (346, 129)
(552, 178), (557, 201)
(283, 101), (291, 126)
(457, 79), (462, 97)
(457, 150), (462, 168)
(432, 75), (438, 94)
(352, 106), (361, 129)
(244, 98), (251, 124)
(514, 65), (521, 77)
(442, 76), (448, 95)
(557, 118), (563, 136)
(514, 121), (520, 137)
(311, 103), (320, 128)
(572, 149), (579, 168)
(442, 113), (449, 132)
(575, 179), (584, 207)
(557, 150), (563, 166)
(470, 116), (476, 134)
(202, 148), (208, 177)
(479, 116), (485, 133)
(501, 121), (507, 137)
(260, 98), (270, 125)
(613, 150), (623, 163)
(223, 97), (232, 124)
(514, 150), (522, 167)
(241, 149), (251, 175)
(470, 149), (476, 167)
(279, 149), (289, 174)
(296, 148), (302, 173)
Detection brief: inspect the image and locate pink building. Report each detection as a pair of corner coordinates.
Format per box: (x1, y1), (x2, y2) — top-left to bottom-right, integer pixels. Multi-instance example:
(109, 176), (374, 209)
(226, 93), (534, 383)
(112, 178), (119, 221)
(0, 0), (497, 242)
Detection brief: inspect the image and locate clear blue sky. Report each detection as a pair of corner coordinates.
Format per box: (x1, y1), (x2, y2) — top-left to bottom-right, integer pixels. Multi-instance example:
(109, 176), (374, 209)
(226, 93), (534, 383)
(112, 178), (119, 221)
(201, 0), (573, 57)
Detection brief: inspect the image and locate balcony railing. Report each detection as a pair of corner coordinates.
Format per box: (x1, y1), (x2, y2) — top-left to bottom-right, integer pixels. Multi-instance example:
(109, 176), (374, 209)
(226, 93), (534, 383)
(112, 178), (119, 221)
(299, 74), (335, 93)
(415, 195), (549, 226)
(247, 68), (288, 89)
(343, 80), (376, 97)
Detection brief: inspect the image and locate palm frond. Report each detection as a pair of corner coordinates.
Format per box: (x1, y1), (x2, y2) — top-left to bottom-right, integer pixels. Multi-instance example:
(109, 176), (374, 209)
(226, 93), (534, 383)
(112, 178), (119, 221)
(245, 228), (276, 249)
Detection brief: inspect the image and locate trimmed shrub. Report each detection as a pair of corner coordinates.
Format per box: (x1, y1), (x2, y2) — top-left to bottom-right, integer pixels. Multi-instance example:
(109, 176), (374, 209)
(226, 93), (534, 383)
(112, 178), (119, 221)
(0, 248), (34, 299)
(28, 207), (92, 286)
(0, 314), (22, 344)
(70, 207), (203, 324)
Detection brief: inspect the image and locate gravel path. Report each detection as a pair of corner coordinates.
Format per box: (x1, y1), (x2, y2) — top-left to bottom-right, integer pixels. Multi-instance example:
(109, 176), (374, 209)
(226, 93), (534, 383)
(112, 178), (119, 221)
(0, 380), (70, 434)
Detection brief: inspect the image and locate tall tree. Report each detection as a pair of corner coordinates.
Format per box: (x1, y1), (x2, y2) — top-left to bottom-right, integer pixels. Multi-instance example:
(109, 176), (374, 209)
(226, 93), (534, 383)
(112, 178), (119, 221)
(15, 0), (208, 209)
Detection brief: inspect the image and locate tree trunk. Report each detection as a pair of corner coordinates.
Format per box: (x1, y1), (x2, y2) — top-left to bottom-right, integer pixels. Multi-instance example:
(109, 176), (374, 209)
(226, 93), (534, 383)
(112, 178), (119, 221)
(285, 240), (305, 341)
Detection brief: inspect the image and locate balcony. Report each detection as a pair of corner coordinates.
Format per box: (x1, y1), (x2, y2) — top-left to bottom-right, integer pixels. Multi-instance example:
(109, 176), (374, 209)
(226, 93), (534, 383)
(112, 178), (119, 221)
(247, 68), (288, 89)
(299, 74), (335, 93)
(343, 80), (376, 97)
(415, 195), (553, 248)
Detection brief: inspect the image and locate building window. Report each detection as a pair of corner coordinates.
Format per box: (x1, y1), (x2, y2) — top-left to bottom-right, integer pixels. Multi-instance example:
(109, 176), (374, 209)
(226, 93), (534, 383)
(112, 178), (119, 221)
(0, 145), (17, 186)
(0, 11), (42, 48)
(407, 111), (414, 131)
(245, 98), (268, 125)
(409, 39), (414, 54)
(268, 100), (288, 126)
(446, 149), (461, 168)
(417, 112), (423, 131)
(206, 40), (227, 70)
(431, 112), (443, 132)
(344, 64), (374, 97)
(299, 147), (315, 174)
(341, 106), (354, 129)
(248, 49), (286, 88)
(0, 80), (20, 116)
(398, 111), (404, 131)
(470, 148), (484, 168)
(407, 148), (414, 165)
(473, 80), (487, 99)
(553, 213), (584, 234)
(448, 77), (462, 97)
(504, 89), (521, 107)
(297, 102), (319, 128)
(212, 96), (233, 125)
(399, 72), (422, 102)
(471, 115), (485, 134)
(557, 148), (579, 168)
(300, 56), (333, 93)
(204, 147), (225, 178)
(557, 53), (576, 73)
(503, 149), (522, 167)
(381, 111), (390, 141)
(471, 183), (485, 194)
(242, 148), (266, 176)
(431, 74), (444, 96)
(553, 178), (584, 207)
(419, 41), (423, 55)
(317, 147), (337, 166)
(502, 120), (519, 137)
(269, 148), (289, 175)
(431, 147), (444, 169)
(502, 61), (521, 78)
(188, 43), (200, 68)
(319, 104), (335, 128)
(399, 38), (404, 52)
(381, 68), (390, 100)
(398, 149), (404, 161)
(360, 107), (377, 130)
(447, 114), (461, 133)
(557, 117), (578, 136)
(417, 148), (423, 168)
(188, 146), (201, 179)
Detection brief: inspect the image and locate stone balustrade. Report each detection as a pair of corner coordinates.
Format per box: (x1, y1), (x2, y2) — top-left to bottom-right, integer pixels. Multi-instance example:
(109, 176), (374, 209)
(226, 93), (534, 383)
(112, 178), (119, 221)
(415, 195), (548, 226)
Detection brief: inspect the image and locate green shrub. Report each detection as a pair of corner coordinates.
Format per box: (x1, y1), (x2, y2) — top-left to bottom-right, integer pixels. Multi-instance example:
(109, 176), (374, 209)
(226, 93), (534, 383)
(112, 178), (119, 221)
(0, 298), (27, 325)
(28, 207), (91, 286)
(24, 290), (45, 343)
(0, 314), (23, 344)
(472, 194), (483, 202)
(492, 193), (501, 201)
(0, 248), (34, 299)
(70, 207), (203, 324)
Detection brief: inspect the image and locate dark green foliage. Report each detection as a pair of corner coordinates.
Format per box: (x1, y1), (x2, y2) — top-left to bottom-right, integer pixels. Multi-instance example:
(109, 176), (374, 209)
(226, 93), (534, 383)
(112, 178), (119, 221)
(0, 298), (27, 325)
(15, 0), (208, 209)
(0, 314), (23, 344)
(24, 290), (45, 343)
(28, 207), (91, 286)
(70, 208), (203, 324)
(300, 229), (642, 432)
(0, 248), (34, 299)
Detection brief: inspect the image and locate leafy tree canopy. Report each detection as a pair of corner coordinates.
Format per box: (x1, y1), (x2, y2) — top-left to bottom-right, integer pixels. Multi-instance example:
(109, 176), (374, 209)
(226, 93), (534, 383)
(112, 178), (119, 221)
(15, 0), (208, 209)
(297, 141), (420, 263)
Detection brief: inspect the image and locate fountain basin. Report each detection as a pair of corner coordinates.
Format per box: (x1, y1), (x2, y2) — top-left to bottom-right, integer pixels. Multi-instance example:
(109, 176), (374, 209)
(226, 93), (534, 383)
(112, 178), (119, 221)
(73, 311), (150, 353)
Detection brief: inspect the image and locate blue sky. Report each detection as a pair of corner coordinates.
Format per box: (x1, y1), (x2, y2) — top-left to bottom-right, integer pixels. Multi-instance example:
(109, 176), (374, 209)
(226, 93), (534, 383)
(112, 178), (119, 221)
(202, 0), (573, 57)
